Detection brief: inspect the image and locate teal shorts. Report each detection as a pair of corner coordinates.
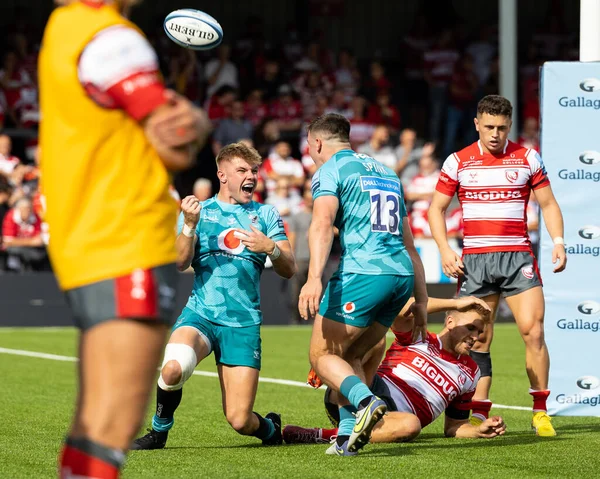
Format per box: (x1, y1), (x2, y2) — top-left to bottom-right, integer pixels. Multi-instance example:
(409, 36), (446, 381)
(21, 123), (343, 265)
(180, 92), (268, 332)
(319, 272), (414, 328)
(173, 307), (262, 370)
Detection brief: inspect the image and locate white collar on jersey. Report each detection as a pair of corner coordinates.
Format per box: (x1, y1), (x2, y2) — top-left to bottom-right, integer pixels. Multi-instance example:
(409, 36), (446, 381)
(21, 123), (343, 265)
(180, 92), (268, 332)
(477, 139), (508, 156)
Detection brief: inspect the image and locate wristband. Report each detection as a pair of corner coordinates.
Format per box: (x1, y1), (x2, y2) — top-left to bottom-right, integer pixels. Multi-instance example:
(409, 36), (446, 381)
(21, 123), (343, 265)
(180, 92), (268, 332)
(553, 237), (565, 246)
(269, 243), (281, 261)
(182, 224), (195, 238)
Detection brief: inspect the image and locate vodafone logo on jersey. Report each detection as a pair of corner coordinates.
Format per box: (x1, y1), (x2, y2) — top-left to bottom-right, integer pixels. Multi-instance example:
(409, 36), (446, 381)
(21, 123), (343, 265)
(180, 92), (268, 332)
(464, 191), (522, 200)
(521, 265), (534, 279)
(343, 302), (356, 313)
(217, 228), (246, 254)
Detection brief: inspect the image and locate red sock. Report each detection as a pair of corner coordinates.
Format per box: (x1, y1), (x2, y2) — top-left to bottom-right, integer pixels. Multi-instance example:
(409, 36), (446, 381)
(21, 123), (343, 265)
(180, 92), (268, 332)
(470, 400), (492, 421)
(529, 389), (550, 412)
(320, 428), (338, 441)
(60, 440), (122, 479)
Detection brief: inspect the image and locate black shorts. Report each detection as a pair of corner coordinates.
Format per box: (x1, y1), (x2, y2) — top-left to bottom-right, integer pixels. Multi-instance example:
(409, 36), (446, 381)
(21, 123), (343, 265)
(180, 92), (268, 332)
(65, 263), (179, 331)
(458, 251), (542, 298)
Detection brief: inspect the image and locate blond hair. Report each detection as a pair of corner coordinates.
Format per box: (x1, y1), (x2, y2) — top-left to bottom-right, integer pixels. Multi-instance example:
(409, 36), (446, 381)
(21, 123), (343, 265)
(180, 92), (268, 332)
(216, 142), (263, 168)
(445, 303), (492, 325)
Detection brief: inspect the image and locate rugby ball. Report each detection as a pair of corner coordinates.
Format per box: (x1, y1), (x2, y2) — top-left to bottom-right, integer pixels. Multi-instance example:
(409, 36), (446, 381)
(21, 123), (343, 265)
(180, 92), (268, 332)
(163, 9), (223, 50)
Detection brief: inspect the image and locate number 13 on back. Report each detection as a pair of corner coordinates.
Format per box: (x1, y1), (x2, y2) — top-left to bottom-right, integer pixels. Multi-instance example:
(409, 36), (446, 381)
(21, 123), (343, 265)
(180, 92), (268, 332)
(360, 176), (402, 235)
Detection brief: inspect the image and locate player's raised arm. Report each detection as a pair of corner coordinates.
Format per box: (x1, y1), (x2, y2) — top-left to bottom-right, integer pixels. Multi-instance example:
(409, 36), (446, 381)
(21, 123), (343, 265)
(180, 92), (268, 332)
(175, 196), (201, 271)
(77, 25), (211, 172)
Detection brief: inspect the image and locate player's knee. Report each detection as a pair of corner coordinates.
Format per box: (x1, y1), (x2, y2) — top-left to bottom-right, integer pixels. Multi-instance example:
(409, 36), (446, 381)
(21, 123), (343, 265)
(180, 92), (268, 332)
(160, 360), (183, 386)
(226, 410), (254, 435)
(158, 343), (197, 391)
(521, 321), (545, 348)
(390, 416), (421, 443)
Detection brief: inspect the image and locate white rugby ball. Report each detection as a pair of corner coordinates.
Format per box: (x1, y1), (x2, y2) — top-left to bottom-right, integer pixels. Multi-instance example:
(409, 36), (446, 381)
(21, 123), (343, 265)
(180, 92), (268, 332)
(163, 9), (223, 50)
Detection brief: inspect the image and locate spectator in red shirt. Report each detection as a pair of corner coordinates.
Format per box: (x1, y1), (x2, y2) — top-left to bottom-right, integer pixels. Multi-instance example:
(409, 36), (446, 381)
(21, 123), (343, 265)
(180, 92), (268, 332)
(360, 60), (392, 103)
(366, 90), (401, 135)
(2, 196), (47, 271)
(270, 84), (303, 132)
(245, 89), (268, 127)
(518, 117), (540, 153)
(206, 85), (236, 125)
(0, 50), (33, 126)
(347, 96), (375, 150)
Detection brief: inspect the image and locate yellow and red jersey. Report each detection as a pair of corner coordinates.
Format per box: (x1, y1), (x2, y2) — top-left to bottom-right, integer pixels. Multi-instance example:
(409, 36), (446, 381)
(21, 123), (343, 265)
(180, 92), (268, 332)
(39, 1), (178, 289)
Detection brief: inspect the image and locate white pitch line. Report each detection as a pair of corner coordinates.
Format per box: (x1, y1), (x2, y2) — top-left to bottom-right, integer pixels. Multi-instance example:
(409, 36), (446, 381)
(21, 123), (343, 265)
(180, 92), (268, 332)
(0, 347), (530, 411)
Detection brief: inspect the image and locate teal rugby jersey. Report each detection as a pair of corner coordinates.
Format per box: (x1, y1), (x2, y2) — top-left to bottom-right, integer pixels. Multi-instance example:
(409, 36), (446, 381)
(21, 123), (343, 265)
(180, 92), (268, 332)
(178, 197), (288, 327)
(311, 149), (413, 276)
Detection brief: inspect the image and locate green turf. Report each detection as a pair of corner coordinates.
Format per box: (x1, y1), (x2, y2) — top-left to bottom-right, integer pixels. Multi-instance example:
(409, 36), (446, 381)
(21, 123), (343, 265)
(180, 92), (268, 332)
(1, 324), (599, 478)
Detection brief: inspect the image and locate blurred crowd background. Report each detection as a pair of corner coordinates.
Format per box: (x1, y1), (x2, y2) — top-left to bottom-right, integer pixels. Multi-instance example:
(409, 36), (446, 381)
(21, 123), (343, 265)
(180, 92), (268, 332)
(0, 0), (577, 281)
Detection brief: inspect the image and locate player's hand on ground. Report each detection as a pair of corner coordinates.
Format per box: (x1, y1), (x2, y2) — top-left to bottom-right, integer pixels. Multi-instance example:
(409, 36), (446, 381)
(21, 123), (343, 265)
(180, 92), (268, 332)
(233, 225), (274, 254)
(440, 246), (464, 278)
(552, 244), (567, 273)
(298, 278), (323, 321)
(181, 195), (201, 227)
(408, 301), (428, 343)
(454, 296), (491, 313)
(478, 416), (506, 438)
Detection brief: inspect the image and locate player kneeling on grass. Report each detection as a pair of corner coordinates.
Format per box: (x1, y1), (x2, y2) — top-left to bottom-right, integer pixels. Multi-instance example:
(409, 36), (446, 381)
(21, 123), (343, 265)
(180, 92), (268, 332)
(284, 297), (506, 447)
(132, 143), (297, 450)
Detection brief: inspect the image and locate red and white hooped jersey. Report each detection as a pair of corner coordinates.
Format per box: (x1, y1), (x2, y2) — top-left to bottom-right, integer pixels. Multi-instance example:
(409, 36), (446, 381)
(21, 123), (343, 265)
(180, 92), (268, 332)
(377, 330), (480, 427)
(436, 140), (550, 254)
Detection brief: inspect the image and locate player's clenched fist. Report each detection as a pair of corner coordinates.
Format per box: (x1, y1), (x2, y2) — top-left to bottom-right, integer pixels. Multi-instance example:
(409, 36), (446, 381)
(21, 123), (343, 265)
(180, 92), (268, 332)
(181, 195), (202, 227)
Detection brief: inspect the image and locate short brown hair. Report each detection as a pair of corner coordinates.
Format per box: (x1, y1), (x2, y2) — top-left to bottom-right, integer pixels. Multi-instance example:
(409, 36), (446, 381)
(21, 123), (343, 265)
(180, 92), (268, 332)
(307, 113), (351, 143)
(216, 142), (263, 167)
(477, 95), (513, 119)
(445, 303), (492, 325)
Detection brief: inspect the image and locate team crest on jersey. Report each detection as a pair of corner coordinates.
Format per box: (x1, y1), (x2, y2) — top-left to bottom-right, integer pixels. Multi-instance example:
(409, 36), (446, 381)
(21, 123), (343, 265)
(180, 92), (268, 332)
(458, 373), (467, 385)
(217, 228), (246, 254)
(505, 170), (519, 183)
(248, 213), (258, 223)
(521, 265), (534, 279)
(343, 302), (356, 313)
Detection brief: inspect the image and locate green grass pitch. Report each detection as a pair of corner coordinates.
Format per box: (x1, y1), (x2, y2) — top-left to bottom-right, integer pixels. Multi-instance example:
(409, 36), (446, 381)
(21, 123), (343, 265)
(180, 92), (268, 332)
(1, 324), (599, 478)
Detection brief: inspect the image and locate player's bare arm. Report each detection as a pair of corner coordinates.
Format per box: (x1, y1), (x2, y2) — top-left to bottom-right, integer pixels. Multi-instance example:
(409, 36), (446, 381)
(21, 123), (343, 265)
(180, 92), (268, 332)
(176, 195), (201, 271)
(444, 415), (506, 439)
(298, 195), (338, 320)
(234, 226), (297, 279)
(401, 216), (428, 341)
(394, 296), (491, 332)
(533, 185), (567, 273)
(429, 190), (464, 278)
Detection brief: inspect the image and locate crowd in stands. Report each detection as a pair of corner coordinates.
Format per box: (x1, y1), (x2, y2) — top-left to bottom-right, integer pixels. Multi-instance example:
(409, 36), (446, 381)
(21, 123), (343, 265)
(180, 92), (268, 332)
(0, 8), (577, 273)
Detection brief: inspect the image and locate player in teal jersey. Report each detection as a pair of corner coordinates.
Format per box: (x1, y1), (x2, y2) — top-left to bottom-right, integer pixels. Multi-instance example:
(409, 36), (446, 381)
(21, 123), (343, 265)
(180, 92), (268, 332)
(298, 114), (428, 455)
(132, 143), (296, 450)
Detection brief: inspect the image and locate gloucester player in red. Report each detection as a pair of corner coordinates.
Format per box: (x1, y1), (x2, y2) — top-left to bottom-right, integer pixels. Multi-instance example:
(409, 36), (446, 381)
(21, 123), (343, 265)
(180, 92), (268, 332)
(428, 95), (567, 437)
(283, 297), (506, 445)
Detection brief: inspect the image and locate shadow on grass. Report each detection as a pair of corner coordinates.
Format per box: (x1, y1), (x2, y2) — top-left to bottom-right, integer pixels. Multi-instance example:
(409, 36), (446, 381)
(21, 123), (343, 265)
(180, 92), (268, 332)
(360, 433), (568, 456)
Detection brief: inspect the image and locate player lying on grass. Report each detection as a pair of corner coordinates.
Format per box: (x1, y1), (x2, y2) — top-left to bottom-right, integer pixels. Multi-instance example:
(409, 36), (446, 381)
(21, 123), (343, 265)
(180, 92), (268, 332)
(132, 143), (296, 450)
(284, 296), (506, 448)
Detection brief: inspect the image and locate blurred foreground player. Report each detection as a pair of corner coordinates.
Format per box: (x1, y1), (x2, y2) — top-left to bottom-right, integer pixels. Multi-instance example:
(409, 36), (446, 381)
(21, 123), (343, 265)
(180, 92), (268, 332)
(285, 298), (506, 446)
(132, 143), (296, 450)
(428, 95), (566, 436)
(39, 1), (210, 477)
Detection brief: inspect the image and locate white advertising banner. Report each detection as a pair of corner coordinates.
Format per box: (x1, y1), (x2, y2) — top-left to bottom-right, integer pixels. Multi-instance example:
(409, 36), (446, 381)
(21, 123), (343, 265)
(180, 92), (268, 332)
(539, 62), (600, 415)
